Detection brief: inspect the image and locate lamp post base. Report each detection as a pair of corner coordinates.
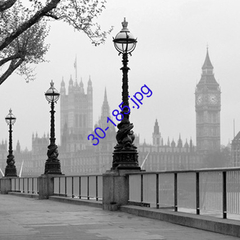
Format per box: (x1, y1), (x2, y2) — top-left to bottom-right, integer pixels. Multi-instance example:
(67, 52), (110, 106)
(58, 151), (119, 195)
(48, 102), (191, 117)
(4, 165), (17, 177)
(44, 142), (62, 174)
(112, 149), (141, 170)
(44, 160), (62, 175)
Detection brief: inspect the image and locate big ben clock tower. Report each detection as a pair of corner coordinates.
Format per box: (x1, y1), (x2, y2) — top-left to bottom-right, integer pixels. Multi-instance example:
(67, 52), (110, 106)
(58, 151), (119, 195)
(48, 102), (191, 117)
(195, 49), (221, 152)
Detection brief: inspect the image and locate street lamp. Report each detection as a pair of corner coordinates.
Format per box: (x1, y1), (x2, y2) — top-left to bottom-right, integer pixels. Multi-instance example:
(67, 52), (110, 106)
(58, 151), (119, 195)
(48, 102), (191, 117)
(44, 80), (62, 174)
(112, 18), (141, 170)
(5, 109), (17, 177)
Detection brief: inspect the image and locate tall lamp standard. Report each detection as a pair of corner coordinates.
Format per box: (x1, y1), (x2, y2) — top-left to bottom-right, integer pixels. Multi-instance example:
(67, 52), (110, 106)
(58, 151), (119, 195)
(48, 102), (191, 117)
(112, 18), (141, 170)
(5, 109), (17, 177)
(44, 80), (62, 174)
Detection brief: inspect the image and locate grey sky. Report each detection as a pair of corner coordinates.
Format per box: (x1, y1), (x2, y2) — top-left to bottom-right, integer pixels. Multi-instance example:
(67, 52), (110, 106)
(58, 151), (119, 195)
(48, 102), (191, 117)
(1, 0), (240, 150)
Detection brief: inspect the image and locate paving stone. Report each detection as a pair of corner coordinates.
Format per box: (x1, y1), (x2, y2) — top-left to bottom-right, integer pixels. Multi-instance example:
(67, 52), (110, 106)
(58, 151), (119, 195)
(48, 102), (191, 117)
(0, 195), (238, 240)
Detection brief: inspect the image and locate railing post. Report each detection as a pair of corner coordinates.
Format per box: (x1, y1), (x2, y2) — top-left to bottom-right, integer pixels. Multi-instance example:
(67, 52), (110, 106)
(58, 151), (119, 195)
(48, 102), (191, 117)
(79, 176), (81, 199)
(32, 178), (34, 194)
(72, 176), (74, 198)
(23, 178), (24, 193)
(156, 173), (159, 209)
(96, 176), (98, 201)
(87, 176), (90, 200)
(196, 172), (200, 215)
(12, 178), (13, 191)
(59, 177), (61, 196)
(65, 177), (67, 197)
(141, 174), (143, 204)
(223, 171), (227, 219)
(27, 178), (29, 193)
(37, 177), (39, 194)
(10, 178), (12, 191)
(174, 173), (178, 212)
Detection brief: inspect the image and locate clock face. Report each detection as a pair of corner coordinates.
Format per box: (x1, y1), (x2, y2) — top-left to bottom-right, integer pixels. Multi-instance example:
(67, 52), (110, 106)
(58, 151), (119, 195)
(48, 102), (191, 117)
(197, 95), (203, 105)
(208, 94), (218, 104)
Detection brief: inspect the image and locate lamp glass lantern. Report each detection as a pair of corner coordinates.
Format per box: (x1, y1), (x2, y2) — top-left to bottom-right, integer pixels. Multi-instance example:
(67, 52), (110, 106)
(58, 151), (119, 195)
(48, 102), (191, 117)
(45, 80), (60, 103)
(113, 17), (137, 55)
(5, 109), (16, 126)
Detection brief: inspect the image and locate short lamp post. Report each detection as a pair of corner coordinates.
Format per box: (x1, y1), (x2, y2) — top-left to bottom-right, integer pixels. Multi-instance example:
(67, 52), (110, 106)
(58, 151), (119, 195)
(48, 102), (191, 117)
(44, 80), (62, 174)
(5, 109), (17, 177)
(112, 18), (141, 170)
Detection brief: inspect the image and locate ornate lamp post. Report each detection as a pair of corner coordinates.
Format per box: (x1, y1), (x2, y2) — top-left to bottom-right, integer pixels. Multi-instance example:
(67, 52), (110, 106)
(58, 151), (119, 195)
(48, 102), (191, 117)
(5, 109), (17, 177)
(44, 80), (62, 174)
(112, 18), (141, 170)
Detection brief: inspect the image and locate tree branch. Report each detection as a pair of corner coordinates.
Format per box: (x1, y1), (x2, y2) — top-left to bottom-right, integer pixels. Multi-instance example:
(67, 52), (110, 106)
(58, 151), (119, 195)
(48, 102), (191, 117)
(45, 13), (60, 20)
(0, 52), (23, 66)
(0, 0), (16, 12)
(0, 0), (60, 51)
(0, 58), (24, 85)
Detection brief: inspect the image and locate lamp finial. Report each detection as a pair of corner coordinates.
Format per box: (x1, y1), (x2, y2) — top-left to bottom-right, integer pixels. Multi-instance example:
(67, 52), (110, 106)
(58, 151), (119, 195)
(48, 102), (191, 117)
(50, 80), (54, 87)
(122, 17), (128, 29)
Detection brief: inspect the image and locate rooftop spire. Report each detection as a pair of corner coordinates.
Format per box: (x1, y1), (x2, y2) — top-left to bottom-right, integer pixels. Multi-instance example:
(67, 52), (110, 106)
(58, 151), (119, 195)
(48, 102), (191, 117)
(154, 119), (159, 134)
(98, 88), (110, 127)
(79, 78), (84, 93)
(104, 87), (107, 102)
(88, 75), (92, 85)
(197, 48), (219, 87)
(102, 87), (109, 114)
(202, 47), (213, 69)
(177, 134), (182, 148)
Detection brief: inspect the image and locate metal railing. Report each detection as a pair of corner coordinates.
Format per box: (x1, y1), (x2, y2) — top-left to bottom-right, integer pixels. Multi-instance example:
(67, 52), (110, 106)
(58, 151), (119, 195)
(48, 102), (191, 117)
(10, 177), (39, 194)
(53, 175), (102, 201)
(128, 167), (240, 220)
(2, 168), (239, 221)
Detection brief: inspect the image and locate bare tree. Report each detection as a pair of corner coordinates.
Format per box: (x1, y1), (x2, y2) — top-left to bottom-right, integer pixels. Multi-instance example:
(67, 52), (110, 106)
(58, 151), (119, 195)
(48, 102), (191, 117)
(0, 1), (49, 83)
(0, 0), (112, 84)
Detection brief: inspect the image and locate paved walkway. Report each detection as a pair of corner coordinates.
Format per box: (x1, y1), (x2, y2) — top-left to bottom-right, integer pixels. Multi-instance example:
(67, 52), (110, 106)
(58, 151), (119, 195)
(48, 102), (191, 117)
(0, 195), (238, 240)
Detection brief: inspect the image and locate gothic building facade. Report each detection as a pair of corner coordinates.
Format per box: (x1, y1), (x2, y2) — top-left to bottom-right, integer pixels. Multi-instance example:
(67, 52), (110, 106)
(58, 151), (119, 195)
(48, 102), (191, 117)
(138, 119), (200, 171)
(195, 49), (221, 153)
(60, 76), (93, 152)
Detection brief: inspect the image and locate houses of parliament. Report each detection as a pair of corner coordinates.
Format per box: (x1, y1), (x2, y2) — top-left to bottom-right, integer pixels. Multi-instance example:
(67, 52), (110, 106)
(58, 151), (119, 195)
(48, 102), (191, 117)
(0, 50), (236, 177)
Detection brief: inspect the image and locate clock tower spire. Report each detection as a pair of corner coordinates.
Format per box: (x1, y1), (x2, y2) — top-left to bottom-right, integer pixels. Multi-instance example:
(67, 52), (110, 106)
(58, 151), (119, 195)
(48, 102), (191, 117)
(195, 48), (221, 152)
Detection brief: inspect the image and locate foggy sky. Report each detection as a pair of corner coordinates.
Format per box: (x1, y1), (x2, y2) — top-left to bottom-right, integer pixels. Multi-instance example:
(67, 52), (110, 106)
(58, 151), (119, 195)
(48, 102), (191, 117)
(1, 0), (240, 150)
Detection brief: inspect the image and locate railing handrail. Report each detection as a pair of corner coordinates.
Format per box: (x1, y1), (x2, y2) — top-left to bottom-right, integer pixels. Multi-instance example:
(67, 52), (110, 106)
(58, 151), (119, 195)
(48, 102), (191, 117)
(126, 167), (240, 175)
(0, 176), (39, 179)
(0, 174), (103, 180)
(52, 174), (103, 178)
(17, 176), (39, 178)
